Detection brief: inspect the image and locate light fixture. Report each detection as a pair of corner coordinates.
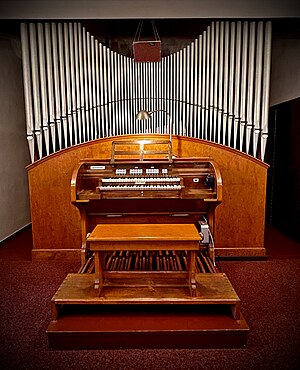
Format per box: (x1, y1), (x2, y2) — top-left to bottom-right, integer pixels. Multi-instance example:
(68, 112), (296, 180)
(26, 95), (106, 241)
(135, 110), (152, 120)
(135, 109), (173, 145)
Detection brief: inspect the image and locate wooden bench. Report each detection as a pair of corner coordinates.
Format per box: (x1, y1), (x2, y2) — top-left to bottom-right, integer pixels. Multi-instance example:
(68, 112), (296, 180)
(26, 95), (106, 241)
(87, 223), (201, 297)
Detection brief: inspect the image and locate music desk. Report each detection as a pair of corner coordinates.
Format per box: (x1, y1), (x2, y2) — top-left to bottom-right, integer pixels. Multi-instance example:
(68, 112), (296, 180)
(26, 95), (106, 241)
(87, 224), (201, 297)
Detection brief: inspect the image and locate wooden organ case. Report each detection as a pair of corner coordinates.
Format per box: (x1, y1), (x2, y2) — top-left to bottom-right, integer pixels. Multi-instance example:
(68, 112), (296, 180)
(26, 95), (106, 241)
(47, 140), (249, 349)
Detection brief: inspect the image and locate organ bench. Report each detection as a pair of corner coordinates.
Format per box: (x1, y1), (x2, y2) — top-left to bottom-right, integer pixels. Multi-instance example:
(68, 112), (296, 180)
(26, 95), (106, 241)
(87, 223), (201, 296)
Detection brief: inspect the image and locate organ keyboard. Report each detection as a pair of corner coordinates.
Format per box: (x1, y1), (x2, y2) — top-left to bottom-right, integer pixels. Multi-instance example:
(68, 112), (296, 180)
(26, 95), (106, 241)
(72, 159), (221, 201)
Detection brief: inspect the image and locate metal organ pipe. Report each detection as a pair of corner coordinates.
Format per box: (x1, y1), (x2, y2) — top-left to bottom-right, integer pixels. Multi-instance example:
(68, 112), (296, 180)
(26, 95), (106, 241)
(20, 21), (272, 162)
(57, 24), (66, 147)
(78, 23), (86, 142)
(253, 22), (264, 158)
(186, 44), (191, 137)
(73, 23), (81, 144)
(64, 23), (72, 146)
(246, 22), (256, 155)
(205, 26), (210, 141)
(197, 35), (203, 140)
(37, 23), (50, 155)
(20, 23), (35, 162)
(222, 22), (229, 145)
(29, 23), (42, 158)
(209, 23), (214, 142)
(82, 28), (89, 140)
(51, 23), (62, 150)
(69, 23), (78, 145)
(193, 38), (198, 138)
(86, 32), (93, 139)
(233, 22), (242, 149)
(213, 22), (219, 144)
(201, 31), (207, 140)
(240, 22), (249, 151)
(44, 23), (55, 151)
(217, 22), (224, 144)
(261, 22), (272, 161)
(90, 35), (97, 138)
(228, 22), (236, 147)
(94, 38), (101, 138)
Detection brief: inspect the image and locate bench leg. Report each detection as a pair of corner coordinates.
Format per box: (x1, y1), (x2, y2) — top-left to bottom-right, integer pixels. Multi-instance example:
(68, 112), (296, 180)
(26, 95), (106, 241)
(188, 251), (197, 297)
(51, 302), (62, 320)
(94, 251), (103, 294)
(231, 301), (241, 320)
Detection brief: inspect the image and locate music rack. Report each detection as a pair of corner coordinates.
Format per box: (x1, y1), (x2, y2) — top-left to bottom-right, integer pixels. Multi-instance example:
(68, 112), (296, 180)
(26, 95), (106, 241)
(111, 139), (173, 163)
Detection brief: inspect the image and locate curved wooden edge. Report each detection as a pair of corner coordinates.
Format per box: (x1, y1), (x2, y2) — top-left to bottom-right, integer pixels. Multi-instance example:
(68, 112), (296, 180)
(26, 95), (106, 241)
(70, 161), (84, 203)
(178, 136), (270, 169)
(26, 134), (270, 171)
(26, 135), (115, 170)
(208, 160), (223, 203)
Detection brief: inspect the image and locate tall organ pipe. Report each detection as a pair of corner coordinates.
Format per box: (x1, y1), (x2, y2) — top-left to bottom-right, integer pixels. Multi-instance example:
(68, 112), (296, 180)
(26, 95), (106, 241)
(246, 22), (256, 154)
(261, 21), (272, 161)
(29, 23), (42, 158)
(20, 23), (35, 162)
(240, 22), (249, 151)
(253, 22), (264, 158)
(37, 23), (50, 155)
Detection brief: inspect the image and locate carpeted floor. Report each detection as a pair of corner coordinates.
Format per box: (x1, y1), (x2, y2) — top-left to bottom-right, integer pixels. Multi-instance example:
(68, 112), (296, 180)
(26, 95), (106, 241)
(0, 225), (299, 370)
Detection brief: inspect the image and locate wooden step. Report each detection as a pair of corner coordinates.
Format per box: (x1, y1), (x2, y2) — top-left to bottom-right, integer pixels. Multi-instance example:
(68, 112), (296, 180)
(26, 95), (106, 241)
(51, 273), (241, 320)
(47, 304), (249, 350)
(47, 272), (248, 349)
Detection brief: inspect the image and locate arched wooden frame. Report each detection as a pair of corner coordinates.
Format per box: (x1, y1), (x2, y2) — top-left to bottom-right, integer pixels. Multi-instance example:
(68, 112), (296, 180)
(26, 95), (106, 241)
(27, 134), (268, 261)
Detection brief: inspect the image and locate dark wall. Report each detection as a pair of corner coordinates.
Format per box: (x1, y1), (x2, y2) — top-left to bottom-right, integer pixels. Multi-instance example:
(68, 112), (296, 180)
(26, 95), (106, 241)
(266, 97), (300, 242)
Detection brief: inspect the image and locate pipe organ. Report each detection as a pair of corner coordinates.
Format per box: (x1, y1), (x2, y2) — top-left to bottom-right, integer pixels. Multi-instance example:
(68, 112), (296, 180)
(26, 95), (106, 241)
(20, 19), (272, 348)
(20, 20), (272, 163)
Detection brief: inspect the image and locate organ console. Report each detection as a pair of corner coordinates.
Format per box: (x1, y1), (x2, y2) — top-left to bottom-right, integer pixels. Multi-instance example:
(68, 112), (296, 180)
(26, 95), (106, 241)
(70, 139), (222, 298)
(71, 140), (222, 264)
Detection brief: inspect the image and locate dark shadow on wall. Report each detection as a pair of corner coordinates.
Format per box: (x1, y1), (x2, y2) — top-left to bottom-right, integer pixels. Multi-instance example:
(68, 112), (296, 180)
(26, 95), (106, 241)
(265, 97), (300, 243)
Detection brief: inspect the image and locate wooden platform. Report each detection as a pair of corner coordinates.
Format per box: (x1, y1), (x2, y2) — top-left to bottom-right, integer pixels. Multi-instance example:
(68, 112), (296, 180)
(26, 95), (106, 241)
(47, 305), (248, 350)
(47, 272), (248, 349)
(51, 273), (241, 320)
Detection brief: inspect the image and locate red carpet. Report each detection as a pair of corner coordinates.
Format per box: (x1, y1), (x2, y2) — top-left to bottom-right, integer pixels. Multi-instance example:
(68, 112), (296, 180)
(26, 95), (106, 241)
(0, 225), (299, 369)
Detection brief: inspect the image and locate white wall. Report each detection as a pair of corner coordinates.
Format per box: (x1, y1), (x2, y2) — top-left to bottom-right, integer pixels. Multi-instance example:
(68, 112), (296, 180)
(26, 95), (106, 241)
(270, 37), (300, 106)
(0, 36), (31, 241)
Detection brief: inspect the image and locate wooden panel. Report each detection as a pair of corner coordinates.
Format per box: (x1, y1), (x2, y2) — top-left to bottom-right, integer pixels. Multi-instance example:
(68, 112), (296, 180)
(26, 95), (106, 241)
(173, 137), (268, 254)
(27, 134), (268, 259)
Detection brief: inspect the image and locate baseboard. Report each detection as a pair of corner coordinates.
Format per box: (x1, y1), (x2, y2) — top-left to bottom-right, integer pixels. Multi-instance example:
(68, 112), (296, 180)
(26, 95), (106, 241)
(31, 249), (81, 262)
(215, 247), (267, 258)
